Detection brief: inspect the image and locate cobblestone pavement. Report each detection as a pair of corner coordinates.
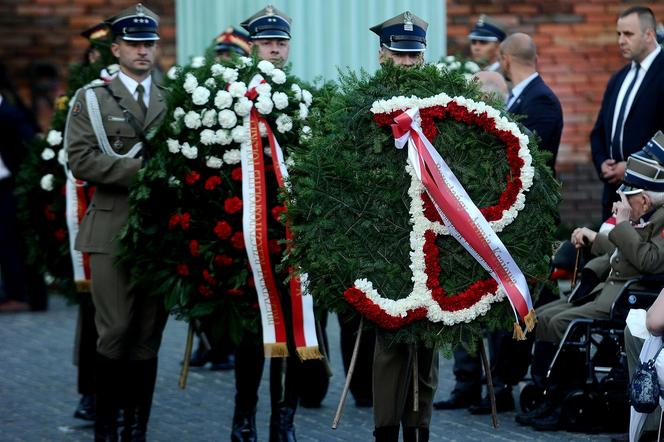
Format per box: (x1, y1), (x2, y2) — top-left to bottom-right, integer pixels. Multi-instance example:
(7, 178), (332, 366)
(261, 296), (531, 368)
(0, 296), (615, 441)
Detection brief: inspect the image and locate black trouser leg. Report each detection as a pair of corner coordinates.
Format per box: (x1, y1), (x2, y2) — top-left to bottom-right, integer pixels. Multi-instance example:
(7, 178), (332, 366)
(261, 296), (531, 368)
(95, 354), (122, 442)
(232, 335), (264, 442)
(270, 354), (300, 442)
(122, 358), (157, 442)
(78, 296), (98, 395)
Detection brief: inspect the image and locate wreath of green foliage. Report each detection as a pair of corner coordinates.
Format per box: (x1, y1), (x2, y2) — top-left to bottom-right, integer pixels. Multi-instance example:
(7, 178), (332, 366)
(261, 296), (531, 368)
(287, 63), (560, 351)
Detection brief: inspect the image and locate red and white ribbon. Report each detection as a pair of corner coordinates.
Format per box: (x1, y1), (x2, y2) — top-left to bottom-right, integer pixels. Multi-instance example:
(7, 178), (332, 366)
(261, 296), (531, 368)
(65, 171), (92, 293)
(391, 108), (535, 331)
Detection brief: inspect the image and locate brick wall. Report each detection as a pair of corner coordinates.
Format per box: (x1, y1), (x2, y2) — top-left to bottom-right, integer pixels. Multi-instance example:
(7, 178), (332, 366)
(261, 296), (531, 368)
(447, 0), (664, 227)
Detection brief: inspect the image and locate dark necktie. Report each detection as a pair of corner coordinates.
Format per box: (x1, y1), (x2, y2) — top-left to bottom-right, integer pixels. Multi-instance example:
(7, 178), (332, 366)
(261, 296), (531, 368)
(611, 63), (640, 159)
(136, 84), (148, 118)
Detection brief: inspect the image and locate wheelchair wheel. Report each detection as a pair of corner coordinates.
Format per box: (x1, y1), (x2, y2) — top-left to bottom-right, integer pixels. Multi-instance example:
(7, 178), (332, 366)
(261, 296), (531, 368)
(519, 383), (544, 412)
(560, 389), (606, 433)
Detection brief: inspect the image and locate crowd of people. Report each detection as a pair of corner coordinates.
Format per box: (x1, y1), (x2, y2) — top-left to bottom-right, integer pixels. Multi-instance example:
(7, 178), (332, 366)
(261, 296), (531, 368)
(3, 3), (664, 442)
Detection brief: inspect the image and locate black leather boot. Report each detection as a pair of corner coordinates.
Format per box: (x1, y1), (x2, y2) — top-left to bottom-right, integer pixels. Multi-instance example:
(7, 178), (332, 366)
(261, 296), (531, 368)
(232, 336), (263, 442)
(95, 354), (121, 442)
(269, 357), (298, 442)
(402, 427), (430, 442)
(373, 426), (399, 442)
(123, 358), (158, 442)
(231, 408), (257, 442)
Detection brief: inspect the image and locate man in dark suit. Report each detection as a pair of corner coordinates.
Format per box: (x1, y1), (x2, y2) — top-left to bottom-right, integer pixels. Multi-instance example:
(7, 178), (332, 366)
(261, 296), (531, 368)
(591, 6), (664, 222)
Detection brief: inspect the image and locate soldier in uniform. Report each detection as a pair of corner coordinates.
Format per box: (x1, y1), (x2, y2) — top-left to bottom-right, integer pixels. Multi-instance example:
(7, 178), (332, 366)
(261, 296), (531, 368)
(369, 12), (439, 442)
(215, 27), (251, 58)
(468, 15), (507, 72)
(64, 4), (167, 441)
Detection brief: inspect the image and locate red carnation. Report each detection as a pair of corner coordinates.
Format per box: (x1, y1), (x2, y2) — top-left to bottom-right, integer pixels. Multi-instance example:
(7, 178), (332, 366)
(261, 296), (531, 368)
(271, 205), (286, 222)
(185, 171), (201, 185)
(231, 167), (242, 181)
(224, 197), (243, 214)
(214, 221), (232, 240)
(44, 205), (56, 221)
(177, 263), (189, 276)
(214, 254), (233, 267)
(189, 240), (200, 257)
(54, 228), (66, 242)
(205, 176), (222, 190)
(202, 269), (216, 285)
(226, 288), (244, 296)
(198, 285), (214, 298)
(180, 213), (191, 230)
(168, 213), (181, 230)
(231, 232), (245, 250)
(268, 239), (281, 254)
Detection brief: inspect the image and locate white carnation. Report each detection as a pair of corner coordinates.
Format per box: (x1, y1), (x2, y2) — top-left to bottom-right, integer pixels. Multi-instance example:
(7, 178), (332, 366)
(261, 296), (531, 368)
(464, 61), (481, 73)
(256, 82), (272, 96)
(46, 130), (62, 146)
(223, 68), (239, 84)
(191, 56), (206, 69)
(57, 148), (67, 165)
(192, 86), (211, 105)
(238, 56), (252, 68)
(214, 90), (233, 109)
(271, 69), (286, 84)
(257, 60), (275, 75)
(228, 81), (247, 98)
(183, 73), (198, 93)
(200, 129), (217, 145)
(231, 125), (247, 144)
(272, 92), (289, 110)
(201, 109), (217, 127)
(298, 102), (309, 120)
(218, 109), (238, 129)
(173, 107), (185, 120)
(302, 89), (313, 106)
(40, 174), (54, 191)
(181, 142), (198, 159)
(223, 149), (241, 165)
(215, 129), (233, 145)
(167, 66), (179, 80)
(184, 111), (202, 129)
(276, 114), (293, 133)
(204, 78), (216, 88)
(233, 97), (253, 117)
(291, 83), (302, 101)
(41, 147), (55, 160)
(300, 125), (312, 141)
(206, 156), (223, 169)
(167, 138), (181, 153)
(210, 63), (225, 77)
(255, 95), (274, 115)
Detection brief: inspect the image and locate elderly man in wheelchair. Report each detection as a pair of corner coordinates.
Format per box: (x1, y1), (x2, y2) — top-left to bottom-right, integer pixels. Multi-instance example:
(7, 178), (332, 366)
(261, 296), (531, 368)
(517, 132), (664, 433)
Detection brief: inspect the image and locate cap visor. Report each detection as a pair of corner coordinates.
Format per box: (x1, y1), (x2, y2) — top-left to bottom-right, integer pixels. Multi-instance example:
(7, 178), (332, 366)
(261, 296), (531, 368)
(383, 41), (426, 52)
(252, 30), (290, 40)
(468, 32), (499, 42)
(617, 184), (643, 195)
(122, 33), (160, 41)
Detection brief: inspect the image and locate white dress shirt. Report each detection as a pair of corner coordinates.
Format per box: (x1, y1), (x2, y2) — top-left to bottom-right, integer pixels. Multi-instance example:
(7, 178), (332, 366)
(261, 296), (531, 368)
(507, 72), (539, 110)
(118, 70), (151, 108)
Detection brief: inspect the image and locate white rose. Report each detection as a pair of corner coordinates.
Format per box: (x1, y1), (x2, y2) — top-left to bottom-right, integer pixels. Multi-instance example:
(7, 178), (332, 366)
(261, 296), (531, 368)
(223, 149), (241, 165)
(200, 129), (217, 146)
(173, 107), (185, 120)
(218, 109), (238, 129)
(228, 81), (247, 98)
(272, 91), (289, 110)
(238, 56), (252, 68)
(191, 56), (206, 68)
(167, 138), (181, 153)
(210, 64), (225, 77)
(291, 83), (302, 101)
(234, 97), (253, 116)
(255, 95), (274, 115)
(184, 111), (202, 129)
(57, 148), (67, 165)
(46, 130), (62, 146)
(214, 90), (233, 109)
(183, 73), (198, 93)
(271, 69), (286, 84)
(276, 114), (293, 133)
(223, 68), (239, 84)
(464, 61), (481, 73)
(167, 66), (179, 80)
(256, 82), (272, 96)
(40, 174), (54, 191)
(215, 129), (233, 145)
(231, 125), (247, 144)
(201, 109), (217, 127)
(181, 142), (198, 159)
(302, 89), (313, 106)
(192, 86), (211, 105)
(206, 155), (223, 169)
(41, 147), (55, 160)
(298, 102), (309, 120)
(204, 78), (216, 88)
(257, 60), (275, 75)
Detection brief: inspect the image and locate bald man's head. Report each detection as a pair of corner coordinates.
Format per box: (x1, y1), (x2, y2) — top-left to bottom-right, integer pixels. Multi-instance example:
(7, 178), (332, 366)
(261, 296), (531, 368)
(500, 33), (537, 67)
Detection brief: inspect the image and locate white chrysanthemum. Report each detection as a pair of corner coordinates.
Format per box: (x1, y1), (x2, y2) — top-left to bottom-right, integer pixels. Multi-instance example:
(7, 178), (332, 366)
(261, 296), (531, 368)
(272, 92), (288, 110)
(46, 130), (62, 146)
(200, 129), (217, 146)
(271, 69), (286, 84)
(228, 81), (247, 98)
(214, 90), (233, 110)
(192, 86), (211, 105)
(255, 82), (272, 96)
(238, 56), (252, 68)
(298, 102), (309, 120)
(275, 114), (293, 133)
(223, 68), (239, 84)
(204, 78), (216, 88)
(301, 89), (313, 106)
(223, 149), (241, 165)
(300, 125), (312, 141)
(218, 109), (238, 129)
(184, 111), (202, 129)
(257, 60), (275, 75)
(191, 56), (206, 69)
(181, 142), (198, 159)
(255, 95), (274, 115)
(166, 138), (181, 153)
(210, 64), (225, 77)
(173, 107), (185, 120)
(291, 83), (302, 101)
(57, 148), (67, 165)
(201, 109), (217, 127)
(41, 147), (55, 161)
(231, 125), (247, 144)
(40, 174), (54, 191)
(183, 73), (198, 93)
(206, 155), (223, 169)
(464, 61), (481, 73)
(234, 97), (253, 117)
(215, 129), (233, 145)
(167, 66), (179, 80)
